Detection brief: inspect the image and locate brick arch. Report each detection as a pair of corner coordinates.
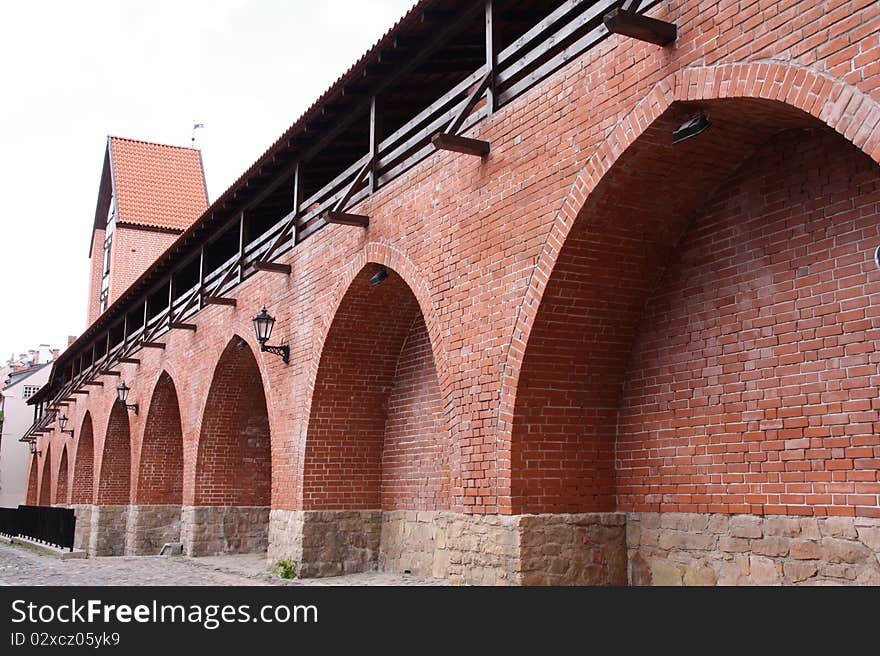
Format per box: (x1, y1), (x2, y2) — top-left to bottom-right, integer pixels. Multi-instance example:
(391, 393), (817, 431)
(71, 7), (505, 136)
(135, 371), (183, 505)
(307, 242), (450, 408)
(302, 263), (451, 511)
(497, 61), (880, 510)
(26, 457), (38, 505)
(194, 336), (271, 506)
(71, 413), (95, 504)
(97, 402), (131, 505)
(38, 444), (52, 505)
(56, 446), (69, 505)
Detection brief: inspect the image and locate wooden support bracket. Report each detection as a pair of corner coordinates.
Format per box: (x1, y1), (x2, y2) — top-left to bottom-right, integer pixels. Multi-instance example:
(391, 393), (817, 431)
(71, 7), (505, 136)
(603, 9), (676, 46)
(204, 296), (237, 307)
(170, 322), (197, 331)
(325, 211), (370, 228)
(84, 381), (104, 387)
(253, 261), (292, 275)
(100, 370), (122, 377)
(432, 132), (490, 157)
(142, 342), (166, 350)
(73, 390), (89, 395)
(119, 358), (141, 365)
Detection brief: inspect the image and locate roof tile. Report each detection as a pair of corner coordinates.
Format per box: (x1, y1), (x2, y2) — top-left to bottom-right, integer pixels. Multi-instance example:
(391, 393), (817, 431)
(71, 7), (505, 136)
(109, 137), (208, 232)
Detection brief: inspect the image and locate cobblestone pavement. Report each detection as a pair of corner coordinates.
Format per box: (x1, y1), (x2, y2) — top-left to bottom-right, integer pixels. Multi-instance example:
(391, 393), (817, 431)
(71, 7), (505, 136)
(0, 543), (447, 586)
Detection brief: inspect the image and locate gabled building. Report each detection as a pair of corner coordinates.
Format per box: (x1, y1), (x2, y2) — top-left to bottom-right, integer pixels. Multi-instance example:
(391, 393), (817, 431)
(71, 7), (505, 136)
(87, 137), (208, 325)
(0, 361), (52, 507)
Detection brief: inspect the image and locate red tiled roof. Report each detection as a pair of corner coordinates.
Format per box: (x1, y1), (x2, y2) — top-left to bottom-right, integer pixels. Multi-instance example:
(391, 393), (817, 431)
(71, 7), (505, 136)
(109, 137), (208, 232)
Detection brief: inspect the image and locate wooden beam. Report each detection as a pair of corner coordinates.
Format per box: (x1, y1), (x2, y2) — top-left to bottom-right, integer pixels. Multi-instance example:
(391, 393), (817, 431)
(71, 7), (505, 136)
(73, 390), (89, 395)
(119, 358), (140, 365)
(603, 9), (676, 46)
(143, 341), (166, 350)
(204, 296), (237, 307)
(170, 322), (197, 331)
(100, 370), (122, 377)
(84, 381), (104, 387)
(253, 262), (292, 275)
(325, 212), (370, 228)
(432, 132), (490, 157)
(485, 0), (497, 113)
(60, 397), (75, 403)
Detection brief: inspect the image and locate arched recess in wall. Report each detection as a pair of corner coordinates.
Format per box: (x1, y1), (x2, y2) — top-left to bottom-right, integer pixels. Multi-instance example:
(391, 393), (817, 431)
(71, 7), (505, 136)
(136, 372), (183, 505)
(508, 96), (880, 516)
(26, 457), (38, 505)
(56, 446), (69, 505)
(304, 264), (450, 513)
(71, 413), (94, 504)
(97, 402), (131, 505)
(38, 444), (52, 506)
(195, 336), (271, 507)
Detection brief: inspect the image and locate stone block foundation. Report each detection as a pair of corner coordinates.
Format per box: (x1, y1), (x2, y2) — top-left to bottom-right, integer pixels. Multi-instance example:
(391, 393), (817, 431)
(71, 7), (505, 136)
(627, 512), (880, 586)
(181, 506), (269, 556)
(125, 505), (182, 555)
(268, 510), (626, 585)
(70, 504), (92, 552)
(88, 505), (128, 556)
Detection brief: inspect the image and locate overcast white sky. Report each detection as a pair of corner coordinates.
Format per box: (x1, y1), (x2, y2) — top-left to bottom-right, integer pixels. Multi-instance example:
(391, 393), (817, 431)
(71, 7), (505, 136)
(0, 0), (413, 362)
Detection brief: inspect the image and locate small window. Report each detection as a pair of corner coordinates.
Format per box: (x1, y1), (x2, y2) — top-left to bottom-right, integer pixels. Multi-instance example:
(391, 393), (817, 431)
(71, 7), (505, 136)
(22, 385), (39, 400)
(100, 287), (109, 313)
(103, 234), (112, 275)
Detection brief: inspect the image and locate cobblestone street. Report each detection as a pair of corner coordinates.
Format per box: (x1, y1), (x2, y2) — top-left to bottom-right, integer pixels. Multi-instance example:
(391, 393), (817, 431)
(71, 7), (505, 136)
(0, 543), (446, 586)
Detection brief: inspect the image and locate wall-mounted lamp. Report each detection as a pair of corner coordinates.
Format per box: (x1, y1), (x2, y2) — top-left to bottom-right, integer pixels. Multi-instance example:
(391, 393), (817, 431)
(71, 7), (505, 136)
(29, 441), (41, 457)
(58, 415), (74, 438)
(116, 382), (139, 415)
(369, 266), (388, 286)
(874, 245), (880, 270)
(672, 112), (711, 144)
(252, 307), (290, 364)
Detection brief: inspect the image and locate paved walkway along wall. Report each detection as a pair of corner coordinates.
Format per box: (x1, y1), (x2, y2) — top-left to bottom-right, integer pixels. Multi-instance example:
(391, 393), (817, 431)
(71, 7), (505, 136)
(29, 0), (880, 584)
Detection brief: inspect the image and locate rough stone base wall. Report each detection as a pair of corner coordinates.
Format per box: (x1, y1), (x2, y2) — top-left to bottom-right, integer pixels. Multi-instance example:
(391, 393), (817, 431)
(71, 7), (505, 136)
(298, 511), (382, 578)
(88, 505), (128, 556)
(518, 513), (627, 585)
(267, 510), (626, 585)
(379, 510), (440, 577)
(125, 505), (182, 555)
(181, 506), (269, 556)
(627, 512), (880, 586)
(71, 504), (92, 552)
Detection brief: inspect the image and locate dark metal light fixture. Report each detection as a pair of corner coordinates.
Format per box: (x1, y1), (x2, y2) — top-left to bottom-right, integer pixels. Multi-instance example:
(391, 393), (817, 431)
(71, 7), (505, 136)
(874, 245), (880, 270)
(58, 415), (74, 438)
(116, 382), (139, 415)
(370, 266), (388, 286)
(672, 112), (711, 144)
(252, 307), (290, 364)
(29, 441), (41, 457)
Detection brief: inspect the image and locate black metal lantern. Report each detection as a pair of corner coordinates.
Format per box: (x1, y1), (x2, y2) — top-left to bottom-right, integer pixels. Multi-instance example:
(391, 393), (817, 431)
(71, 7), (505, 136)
(116, 382), (139, 415)
(253, 307), (275, 343)
(59, 414), (74, 437)
(252, 307), (289, 364)
(29, 440), (41, 457)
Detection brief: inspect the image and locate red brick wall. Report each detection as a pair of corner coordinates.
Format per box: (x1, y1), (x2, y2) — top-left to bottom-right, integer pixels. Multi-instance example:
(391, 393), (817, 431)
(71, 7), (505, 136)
(86, 228), (105, 327)
(110, 227), (179, 307)
(46, 0), (880, 523)
(38, 447), (52, 505)
(304, 267), (448, 510)
(195, 339), (271, 506)
(71, 414), (94, 504)
(136, 372), (184, 505)
(616, 127), (880, 517)
(26, 458), (38, 505)
(56, 447), (69, 505)
(382, 311), (450, 510)
(97, 403), (131, 505)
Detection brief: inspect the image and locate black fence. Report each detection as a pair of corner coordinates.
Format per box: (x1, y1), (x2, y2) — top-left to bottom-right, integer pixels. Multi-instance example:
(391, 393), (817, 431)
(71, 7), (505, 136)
(0, 505), (76, 551)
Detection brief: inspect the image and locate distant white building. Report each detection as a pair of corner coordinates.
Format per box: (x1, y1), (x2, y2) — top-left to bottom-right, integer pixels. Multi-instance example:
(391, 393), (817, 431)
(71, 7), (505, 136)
(0, 362), (52, 507)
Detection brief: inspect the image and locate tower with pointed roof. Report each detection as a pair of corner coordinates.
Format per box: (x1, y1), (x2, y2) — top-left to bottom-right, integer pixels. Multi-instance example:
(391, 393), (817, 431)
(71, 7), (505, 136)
(86, 137), (208, 326)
